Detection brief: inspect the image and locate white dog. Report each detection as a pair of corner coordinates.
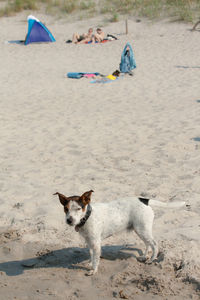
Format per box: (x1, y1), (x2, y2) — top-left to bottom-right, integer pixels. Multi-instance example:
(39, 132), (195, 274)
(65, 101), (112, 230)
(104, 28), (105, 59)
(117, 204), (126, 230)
(54, 190), (185, 275)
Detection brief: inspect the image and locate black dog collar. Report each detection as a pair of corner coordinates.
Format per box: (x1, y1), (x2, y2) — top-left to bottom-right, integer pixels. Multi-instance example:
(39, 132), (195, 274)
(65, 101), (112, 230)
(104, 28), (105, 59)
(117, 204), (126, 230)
(75, 204), (92, 232)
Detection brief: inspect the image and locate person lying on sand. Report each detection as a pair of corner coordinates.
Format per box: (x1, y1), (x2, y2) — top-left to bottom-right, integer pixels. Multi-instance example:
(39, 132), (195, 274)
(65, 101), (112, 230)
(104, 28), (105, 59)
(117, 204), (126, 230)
(72, 28), (93, 44)
(92, 28), (105, 43)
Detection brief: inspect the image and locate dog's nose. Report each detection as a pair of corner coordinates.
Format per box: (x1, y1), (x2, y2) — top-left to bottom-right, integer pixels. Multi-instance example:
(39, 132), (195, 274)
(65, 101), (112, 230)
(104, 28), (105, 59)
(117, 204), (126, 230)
(67, 217), (73, 225)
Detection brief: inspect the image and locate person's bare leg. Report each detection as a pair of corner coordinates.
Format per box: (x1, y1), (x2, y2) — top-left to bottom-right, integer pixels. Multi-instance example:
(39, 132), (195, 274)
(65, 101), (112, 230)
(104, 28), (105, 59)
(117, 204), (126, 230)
(93, 33), (104, 43)
(72, 33), (80, 43)
(77, 37), (90, 44)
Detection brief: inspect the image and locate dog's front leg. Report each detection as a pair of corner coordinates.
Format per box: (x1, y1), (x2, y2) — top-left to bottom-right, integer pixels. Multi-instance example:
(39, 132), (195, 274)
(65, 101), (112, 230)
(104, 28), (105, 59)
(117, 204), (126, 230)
(87, 242), (101, 276)
(88, 248), (93, 267)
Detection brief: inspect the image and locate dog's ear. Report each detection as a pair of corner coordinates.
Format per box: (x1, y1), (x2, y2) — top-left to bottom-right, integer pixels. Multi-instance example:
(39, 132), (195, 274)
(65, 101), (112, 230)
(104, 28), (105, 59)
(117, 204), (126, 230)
(53, 192), (69, 206)
(80, 190), (94, 205)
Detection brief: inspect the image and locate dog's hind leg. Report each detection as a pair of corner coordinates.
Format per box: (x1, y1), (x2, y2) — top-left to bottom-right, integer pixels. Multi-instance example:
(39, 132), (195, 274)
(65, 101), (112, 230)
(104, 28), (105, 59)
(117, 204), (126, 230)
(142, 244), (151, 259)
(135, 228), (158, 263)
(144, 237), (158, 263)
(136, 231), (158, 262)
(136, 238), (151, 262)
(148, 239), (158, 262)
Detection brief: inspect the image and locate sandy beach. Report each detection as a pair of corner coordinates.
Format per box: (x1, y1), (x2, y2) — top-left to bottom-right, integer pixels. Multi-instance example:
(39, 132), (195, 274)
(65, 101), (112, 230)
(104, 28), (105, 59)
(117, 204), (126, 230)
(0, 11), (200, 299)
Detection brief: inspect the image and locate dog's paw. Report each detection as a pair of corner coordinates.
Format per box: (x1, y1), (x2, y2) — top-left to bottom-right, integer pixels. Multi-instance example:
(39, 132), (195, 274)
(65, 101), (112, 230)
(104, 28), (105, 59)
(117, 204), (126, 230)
(145, 257), (159, 264)
(137, 256), (148, 263)
(85, 269), (96, 276)
(145, 259), (153, 265)
(87, 261), (92, 268)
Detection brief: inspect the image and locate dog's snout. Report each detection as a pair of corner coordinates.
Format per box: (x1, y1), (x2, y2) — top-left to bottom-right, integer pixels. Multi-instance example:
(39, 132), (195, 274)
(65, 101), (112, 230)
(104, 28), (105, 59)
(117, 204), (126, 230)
(67, 217), (73, 225)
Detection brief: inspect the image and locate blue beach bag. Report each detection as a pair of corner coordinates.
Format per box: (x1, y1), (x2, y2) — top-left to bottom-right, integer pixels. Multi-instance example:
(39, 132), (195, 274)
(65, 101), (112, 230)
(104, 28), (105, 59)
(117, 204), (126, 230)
(120, 42), (136, 73)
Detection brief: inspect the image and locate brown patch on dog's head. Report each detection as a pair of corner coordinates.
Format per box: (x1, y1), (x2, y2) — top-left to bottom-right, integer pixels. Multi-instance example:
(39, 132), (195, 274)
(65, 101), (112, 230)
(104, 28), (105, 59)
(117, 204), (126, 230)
(79, 190), (93, 210)
(53, 192), (70, 206)
(53, 190), (94, 212)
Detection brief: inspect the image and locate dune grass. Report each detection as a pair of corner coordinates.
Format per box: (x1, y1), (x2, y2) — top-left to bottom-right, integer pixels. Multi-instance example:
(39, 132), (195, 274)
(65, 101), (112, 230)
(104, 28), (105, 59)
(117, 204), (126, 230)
(0, 0), (37, 16)
(0, 0), (200, 23)
(101, 0), (200, 22)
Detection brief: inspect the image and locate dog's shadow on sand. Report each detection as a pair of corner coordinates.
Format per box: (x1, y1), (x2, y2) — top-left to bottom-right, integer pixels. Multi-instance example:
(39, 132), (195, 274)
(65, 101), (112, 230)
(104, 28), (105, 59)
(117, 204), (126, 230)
(0, 245), (143, 276)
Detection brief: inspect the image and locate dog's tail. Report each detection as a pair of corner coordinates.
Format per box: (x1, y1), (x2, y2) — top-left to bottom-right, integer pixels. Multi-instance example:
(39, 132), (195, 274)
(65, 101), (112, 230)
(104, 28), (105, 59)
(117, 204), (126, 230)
(149, 199), (186, 208)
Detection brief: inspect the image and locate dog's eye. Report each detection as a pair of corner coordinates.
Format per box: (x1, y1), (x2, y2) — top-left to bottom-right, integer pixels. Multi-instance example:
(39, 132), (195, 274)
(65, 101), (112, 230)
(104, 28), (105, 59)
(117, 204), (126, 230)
(77, 208), (81, 211)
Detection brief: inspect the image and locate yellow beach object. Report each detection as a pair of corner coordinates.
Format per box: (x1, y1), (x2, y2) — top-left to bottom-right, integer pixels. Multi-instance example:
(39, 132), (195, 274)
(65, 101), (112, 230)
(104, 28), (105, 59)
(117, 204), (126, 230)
(106, 74), (116, 80)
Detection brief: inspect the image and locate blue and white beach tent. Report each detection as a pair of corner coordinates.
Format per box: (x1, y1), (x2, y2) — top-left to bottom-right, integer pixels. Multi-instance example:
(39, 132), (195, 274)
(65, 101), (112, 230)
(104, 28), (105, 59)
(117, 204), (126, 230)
(25, 15), (56, 45)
